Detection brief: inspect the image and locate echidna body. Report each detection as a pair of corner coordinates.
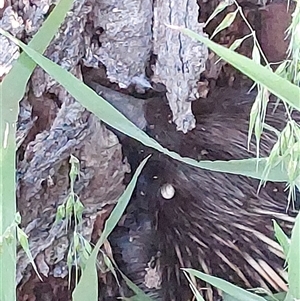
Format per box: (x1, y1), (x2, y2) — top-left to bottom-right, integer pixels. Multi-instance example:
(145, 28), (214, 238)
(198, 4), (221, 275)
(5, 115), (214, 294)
(109, 88), (298, 301)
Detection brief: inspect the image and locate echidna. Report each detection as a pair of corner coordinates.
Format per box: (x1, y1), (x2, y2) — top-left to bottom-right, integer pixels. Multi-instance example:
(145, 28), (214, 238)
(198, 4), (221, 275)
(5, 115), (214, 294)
(108, 88), (299, 301)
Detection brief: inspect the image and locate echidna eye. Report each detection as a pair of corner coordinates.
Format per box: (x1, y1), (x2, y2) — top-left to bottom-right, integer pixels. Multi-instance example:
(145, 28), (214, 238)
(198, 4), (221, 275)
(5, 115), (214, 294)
(160, 183), (175, 199)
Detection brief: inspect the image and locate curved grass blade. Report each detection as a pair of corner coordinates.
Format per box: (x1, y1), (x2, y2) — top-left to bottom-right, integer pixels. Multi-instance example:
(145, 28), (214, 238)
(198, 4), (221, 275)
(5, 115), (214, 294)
(205, 1), (234, 27)
(273, 220), (290, 258)
(183, 270), (205, 301)
(72, 156), (150, 301)
(104, 254), (154, 301)
(0, 29), (292, 183)
(211, 10), (238, 39)
(183, 268), (267, 301)
(287, 211), (300, 299)
(264, 292), (287, 301)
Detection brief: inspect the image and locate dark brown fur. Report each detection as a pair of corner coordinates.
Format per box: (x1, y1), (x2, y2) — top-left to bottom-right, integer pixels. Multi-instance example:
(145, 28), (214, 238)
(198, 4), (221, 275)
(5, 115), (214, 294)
(108, 88), (299, 301)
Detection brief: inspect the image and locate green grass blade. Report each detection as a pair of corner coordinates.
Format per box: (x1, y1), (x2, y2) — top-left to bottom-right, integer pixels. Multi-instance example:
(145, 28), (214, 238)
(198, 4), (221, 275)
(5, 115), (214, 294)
(174, 26), (300, 111)
(282, 291), (293, 301)
(273, 220), (290, 258)
(0, 121), (17, 301)
(109, 261), (154, 301)
(183, 270), (205, 301)
(223, 293), (245, 301)
(287, 211), (300, 299)
(72, 156), (150, 301)
(183, 269), (267, 301)
(0, 29), (293, 183)
(264, 292), (287, 301)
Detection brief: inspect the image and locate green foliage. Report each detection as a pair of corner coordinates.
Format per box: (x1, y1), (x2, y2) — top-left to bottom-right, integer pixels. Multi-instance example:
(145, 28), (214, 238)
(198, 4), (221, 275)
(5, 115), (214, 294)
(273, 220), (290, 258)
(0, 0), (299, 300)
(72, 156), (151, 301)
(184, 271), (206, 301)
(287, 211), (300, 298)
(183, 268), (267, 301)
(54, 155), (91, 286)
